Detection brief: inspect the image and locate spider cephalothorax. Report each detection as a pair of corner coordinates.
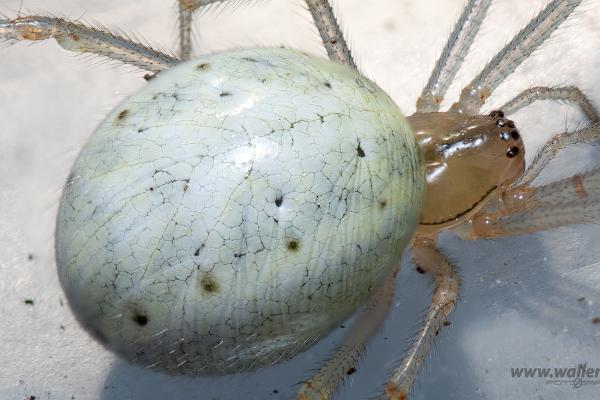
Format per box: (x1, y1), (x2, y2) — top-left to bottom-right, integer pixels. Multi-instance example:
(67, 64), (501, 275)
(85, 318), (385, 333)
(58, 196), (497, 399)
(410, 110), (525, 229)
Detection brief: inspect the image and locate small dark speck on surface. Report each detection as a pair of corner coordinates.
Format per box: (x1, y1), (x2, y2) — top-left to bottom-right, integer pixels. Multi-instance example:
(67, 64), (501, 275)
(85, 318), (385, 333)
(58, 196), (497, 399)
(220, 91), (232, 97)
(275, 196), (283, 207)
(200, 273), (219, 294)
(272, 389), (279, 394)
(416, 266), (425, 274)
(357, 143), (366, 158)
(133, 314), (148, 326)
(24, 299), (34, 306)
(27, 253), (34, 261)
(577, 296), (586, 302)
(196, 63), (210, 71)
(287, 240), (299, 252)
(592, 317), (600, 324)
(346, 367), (357, 375)
(324, 81), (332, 89)
(116, 109), (129, 121)
(26, 396), (36, 400)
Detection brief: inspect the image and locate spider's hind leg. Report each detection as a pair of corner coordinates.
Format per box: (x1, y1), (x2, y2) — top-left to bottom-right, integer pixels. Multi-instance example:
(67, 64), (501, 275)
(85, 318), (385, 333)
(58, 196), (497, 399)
(176, 0), (236, 59)
(304, 0), (356, 69)
(296, 267), (398, 400)
(380, 236), (459, 400)
(178, 0), (356, 68)
(178, 0), (197, 60)
(0, 16), (178, 71)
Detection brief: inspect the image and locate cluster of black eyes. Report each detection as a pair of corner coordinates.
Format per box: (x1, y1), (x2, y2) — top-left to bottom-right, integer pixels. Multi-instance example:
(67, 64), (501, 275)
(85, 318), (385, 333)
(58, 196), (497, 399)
(490, 110), (520, 158)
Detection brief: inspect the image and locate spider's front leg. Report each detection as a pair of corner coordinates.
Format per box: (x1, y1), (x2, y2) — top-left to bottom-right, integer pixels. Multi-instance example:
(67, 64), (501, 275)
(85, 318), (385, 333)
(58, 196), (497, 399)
(0, 16), (179, 71)
(416, 0), (492, 113)
(455, 166), (600, 240)
(453, 124), (600, 240)
(379, 236), (459, 400)
(498, 87), (600, 186)
(500, 86), (599, 124)
(450, 0), (582, 115)
(517, 124), (600, 186)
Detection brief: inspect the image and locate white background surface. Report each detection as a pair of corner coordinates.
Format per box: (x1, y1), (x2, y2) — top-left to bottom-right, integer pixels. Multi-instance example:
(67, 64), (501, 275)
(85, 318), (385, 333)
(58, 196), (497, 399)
(1, 0), (600, 399)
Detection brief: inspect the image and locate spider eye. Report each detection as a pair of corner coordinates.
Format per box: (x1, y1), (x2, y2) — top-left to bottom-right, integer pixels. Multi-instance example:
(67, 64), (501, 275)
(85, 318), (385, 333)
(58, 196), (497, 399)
(506, 146), (520, 158)
(500, 131), (511, 141)
(511, 130), (520, 140)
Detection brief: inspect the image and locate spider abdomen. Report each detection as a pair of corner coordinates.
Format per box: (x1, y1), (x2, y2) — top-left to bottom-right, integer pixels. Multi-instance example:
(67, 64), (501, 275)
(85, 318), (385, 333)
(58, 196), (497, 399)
(55, 48), (423, 374)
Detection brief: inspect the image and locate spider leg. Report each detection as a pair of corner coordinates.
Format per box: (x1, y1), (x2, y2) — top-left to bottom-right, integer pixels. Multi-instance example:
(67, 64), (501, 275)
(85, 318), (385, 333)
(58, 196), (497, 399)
(380, 236), (459, 400)
(450, 0), (582, 115)
(454, 168), (600, 240)
(178, 1), (195, 60)
(517, 124), (600, 186)
(0, 16), (179, 72)
(501, 86), (599, 123)
(416, 0), (492, 113)
(304, 0), (356, 68)
(177, 0), (262, 59)
(179, 0), (356, 68)
(296, 267), (398, 400)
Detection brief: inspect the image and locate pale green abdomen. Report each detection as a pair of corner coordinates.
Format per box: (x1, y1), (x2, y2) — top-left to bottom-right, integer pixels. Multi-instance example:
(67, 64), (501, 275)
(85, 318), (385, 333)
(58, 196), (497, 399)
(55, 48), (423, 374)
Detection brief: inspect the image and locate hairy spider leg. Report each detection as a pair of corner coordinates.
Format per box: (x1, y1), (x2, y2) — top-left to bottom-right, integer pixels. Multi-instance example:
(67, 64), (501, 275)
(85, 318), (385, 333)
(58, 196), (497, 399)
(0, 16), (179, 71)
(416, 0), (492, 113)
(450, 0), (582, 115)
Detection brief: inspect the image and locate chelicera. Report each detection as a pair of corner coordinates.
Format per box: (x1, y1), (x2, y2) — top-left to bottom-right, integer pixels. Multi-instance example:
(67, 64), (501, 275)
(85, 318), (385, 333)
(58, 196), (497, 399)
(2, 0), (600, 399)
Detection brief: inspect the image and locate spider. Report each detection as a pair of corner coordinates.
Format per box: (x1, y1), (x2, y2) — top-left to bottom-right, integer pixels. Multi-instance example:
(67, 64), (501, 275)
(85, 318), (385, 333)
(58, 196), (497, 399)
(2, 0), (600, 399)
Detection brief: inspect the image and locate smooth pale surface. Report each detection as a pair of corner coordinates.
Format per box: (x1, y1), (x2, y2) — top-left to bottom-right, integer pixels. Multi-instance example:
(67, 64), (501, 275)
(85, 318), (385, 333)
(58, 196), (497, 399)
(1, 0), (600, 399)
(55, 48), (421, 374)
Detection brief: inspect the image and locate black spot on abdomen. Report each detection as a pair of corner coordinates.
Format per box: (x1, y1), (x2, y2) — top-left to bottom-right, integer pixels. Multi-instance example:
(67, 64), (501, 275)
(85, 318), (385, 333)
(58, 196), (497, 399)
(116, 109), (129, 122)
(199, 272), (219, 294)
(357, 143), (366, 158)
(133, 313), (148, 326)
